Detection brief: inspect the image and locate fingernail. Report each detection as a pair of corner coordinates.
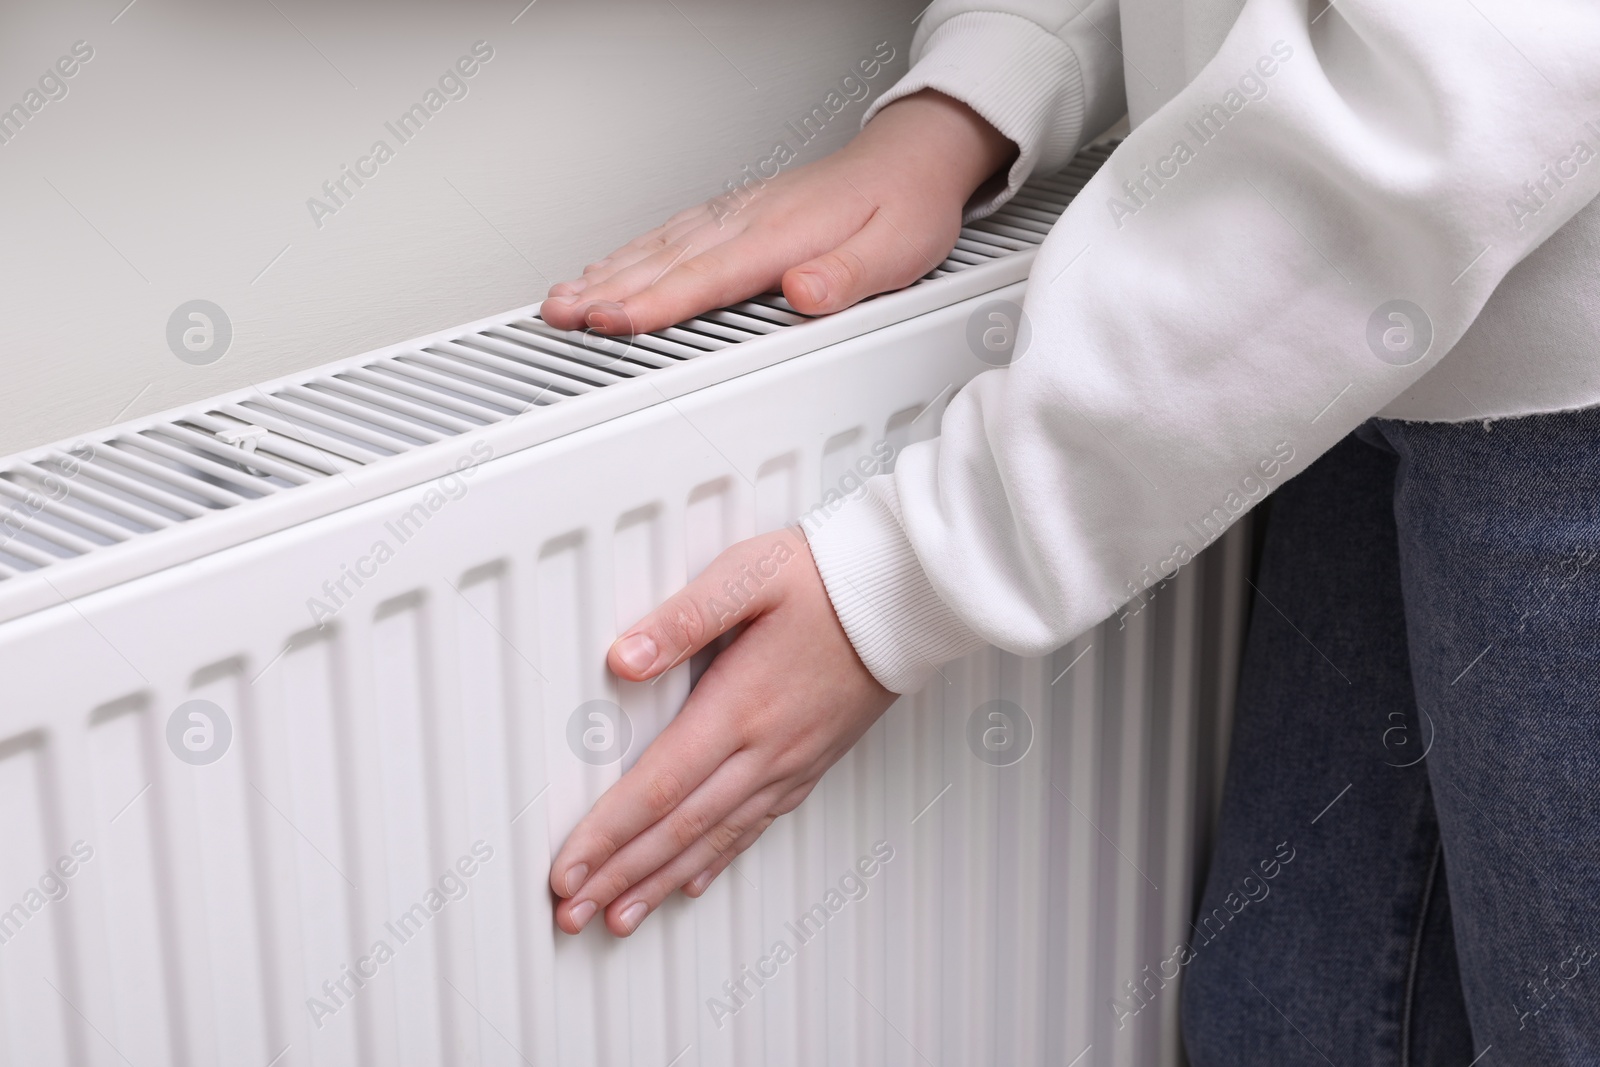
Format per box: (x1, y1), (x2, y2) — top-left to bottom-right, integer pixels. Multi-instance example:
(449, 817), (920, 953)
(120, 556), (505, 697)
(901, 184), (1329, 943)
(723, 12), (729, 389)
(615, 632), (657, 674)
(563, 863), (589, 896)
(619, 901), (648, 933)
(568, 899), (597, 930)
(546, 293), (578, 305)
(688, 870), (713, 895)
(561, 276), (590, 294)
(792, 273), (826, 305)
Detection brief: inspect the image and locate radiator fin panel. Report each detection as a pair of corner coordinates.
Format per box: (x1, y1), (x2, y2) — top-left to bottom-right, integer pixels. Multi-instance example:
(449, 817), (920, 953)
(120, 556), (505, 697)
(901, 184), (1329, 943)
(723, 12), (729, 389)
(0, 144), (1114, 586)
(0, 280), (1239, 1064)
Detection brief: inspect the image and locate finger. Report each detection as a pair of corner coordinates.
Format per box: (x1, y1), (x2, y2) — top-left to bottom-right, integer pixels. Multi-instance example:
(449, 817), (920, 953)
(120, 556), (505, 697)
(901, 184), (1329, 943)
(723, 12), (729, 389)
(549, 226), (669, 294)
(550, 537), (798, 903)
(607, 528), (806, 681)
(548, 699), (745, 905)
(558, 782), (778, 935)
(540, 237), (700, 330)
(547, 232), (772, 336)
(682, 770), (815, 899)
(541, 209), (727, 328)
(682, 818), (769, 898)
(551, 532), (807, 905)
(625, 208), (720, 266)
(563, 207), (718, 295)
(543, 255), (614, 292)
(610, 757), (825, 927)
(553, 750), (768, 927)
(561, 722), (824, 924)
(654, 199), (720, 237)
(558, 189), (877, 336)
(588, 240), (792, 335)
(587, 202), (715, 275)
(781, 207), (946, 315)
(603, 800), (783, 937)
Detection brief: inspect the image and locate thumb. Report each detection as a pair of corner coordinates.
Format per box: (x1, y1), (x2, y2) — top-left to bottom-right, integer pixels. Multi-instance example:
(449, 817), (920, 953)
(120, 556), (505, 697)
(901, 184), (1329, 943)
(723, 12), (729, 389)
(608, 529), (809, 681)
(782, 209), (943, 315)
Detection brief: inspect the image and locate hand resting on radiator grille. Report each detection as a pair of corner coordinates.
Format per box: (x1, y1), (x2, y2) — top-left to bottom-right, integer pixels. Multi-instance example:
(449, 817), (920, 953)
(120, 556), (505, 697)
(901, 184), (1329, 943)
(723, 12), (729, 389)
(539, 89), (1016, 336)
(545, 88), (1015, 938)
(548, 530), (896, 937)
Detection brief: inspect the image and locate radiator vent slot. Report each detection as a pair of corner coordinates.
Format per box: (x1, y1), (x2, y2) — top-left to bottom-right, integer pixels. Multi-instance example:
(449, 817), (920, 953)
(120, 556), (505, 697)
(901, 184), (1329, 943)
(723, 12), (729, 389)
(0, 143), (1113, 582)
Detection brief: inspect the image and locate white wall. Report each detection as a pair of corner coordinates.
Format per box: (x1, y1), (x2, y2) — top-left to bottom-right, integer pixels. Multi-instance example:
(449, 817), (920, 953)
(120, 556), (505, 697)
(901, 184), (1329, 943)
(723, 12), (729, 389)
(0, 0), (919, 456)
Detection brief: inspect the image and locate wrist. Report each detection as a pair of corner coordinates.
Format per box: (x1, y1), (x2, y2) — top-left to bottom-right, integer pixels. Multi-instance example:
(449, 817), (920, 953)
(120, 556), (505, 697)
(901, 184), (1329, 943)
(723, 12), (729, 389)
(847, 89), (1016, 204)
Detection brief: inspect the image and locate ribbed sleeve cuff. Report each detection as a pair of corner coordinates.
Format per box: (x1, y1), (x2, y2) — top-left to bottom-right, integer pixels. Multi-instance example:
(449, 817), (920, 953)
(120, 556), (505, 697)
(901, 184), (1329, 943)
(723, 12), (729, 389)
(805, 476), (989, 695)
(860, 11), (1089, 221)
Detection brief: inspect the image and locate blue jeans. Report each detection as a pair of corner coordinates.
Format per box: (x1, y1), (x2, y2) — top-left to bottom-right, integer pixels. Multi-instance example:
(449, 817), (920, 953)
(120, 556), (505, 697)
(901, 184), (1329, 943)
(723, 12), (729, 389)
(1181, 409), (1600, 1066)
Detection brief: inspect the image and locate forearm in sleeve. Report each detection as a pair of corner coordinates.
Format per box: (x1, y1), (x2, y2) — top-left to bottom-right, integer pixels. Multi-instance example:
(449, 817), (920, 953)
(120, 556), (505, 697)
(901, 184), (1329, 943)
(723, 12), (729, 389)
(813, 0), (1600, 693)
(863, 0), (1129, 220)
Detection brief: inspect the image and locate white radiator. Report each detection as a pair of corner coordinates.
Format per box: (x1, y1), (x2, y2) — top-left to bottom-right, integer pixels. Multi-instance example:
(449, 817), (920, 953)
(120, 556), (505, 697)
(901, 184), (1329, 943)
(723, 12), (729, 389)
(0, 144), (1249, 1067)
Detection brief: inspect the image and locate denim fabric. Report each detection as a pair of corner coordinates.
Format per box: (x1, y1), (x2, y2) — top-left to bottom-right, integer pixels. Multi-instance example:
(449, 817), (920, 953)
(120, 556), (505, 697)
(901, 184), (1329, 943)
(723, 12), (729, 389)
(1181, 408), (1600, 1066)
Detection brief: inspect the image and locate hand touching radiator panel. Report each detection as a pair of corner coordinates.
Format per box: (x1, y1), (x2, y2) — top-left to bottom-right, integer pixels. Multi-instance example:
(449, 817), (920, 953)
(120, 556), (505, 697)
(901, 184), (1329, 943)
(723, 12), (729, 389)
(548, 530), (895, 937)
(538, 89), (1015, 337)
(543, 91), (1015, 936)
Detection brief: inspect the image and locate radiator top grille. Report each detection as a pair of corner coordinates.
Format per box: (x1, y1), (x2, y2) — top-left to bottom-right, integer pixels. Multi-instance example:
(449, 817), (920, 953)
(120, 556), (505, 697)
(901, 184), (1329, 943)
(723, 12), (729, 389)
(0, 144), (1113, 584)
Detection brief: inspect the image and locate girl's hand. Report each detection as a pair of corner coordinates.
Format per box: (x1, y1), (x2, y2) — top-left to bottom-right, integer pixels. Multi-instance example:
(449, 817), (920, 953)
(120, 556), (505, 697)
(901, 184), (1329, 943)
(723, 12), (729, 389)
(539, 89), (1015, 336)
(548, 528), (896, 937)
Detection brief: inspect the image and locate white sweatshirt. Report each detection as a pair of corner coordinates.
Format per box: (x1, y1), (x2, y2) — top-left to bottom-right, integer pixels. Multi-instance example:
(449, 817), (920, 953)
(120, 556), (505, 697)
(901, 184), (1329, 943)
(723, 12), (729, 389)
(805, 0), (1600, 693)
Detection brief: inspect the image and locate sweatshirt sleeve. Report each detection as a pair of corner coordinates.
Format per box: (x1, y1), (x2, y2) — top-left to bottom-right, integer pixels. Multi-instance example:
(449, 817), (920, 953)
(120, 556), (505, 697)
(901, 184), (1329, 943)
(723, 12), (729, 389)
(811, 0), (1600, 694)
(862, 1), (1129, 220)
